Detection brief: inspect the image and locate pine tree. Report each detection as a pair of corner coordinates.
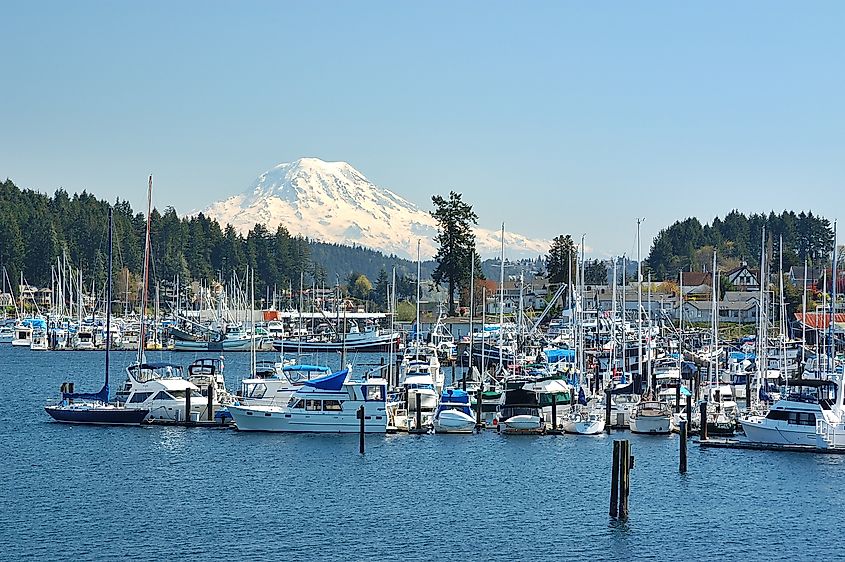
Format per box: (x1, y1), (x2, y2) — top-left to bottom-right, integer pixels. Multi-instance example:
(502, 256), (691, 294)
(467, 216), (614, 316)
(546, 235), (576, 284)
(430, 191), (478, 315)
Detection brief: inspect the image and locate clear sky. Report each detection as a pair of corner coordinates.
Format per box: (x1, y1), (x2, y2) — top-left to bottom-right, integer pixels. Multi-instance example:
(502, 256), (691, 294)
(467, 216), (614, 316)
(2, 1), (842, 258)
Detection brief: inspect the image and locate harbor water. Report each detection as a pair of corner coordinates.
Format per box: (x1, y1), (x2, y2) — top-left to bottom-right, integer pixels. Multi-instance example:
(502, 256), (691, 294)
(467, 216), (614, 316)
(2, 346), (843, 561)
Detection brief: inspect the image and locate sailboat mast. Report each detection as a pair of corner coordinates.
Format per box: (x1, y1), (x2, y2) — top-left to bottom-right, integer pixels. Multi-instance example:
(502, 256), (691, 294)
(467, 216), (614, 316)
(637, 218), (643, 391)
(829, 221), (838, 371)
(105, 207), (114, 390)
(712, 250), (718, 385)
(499, 223), (505, 373)
(416, 239), (421, 360)
(802, 259), (808, 356)
(468, 257), (475, 374)
(138, 176), (153, 364)
(757, 226), (766, 401)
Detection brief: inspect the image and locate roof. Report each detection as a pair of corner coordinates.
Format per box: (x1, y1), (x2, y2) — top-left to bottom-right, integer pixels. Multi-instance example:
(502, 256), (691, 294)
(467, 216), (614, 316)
(794, 313), (845, 329)
(680, 272), (712, 286)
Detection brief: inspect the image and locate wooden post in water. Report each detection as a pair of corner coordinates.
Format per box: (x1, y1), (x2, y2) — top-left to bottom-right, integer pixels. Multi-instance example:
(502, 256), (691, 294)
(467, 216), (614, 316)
(415, 394), (422, 432)
(745, 375), (751, 410)
(358, 405), (365, 454)
(699, 401), (708, 441)
(184, 386), (192, 424)
(551, 393), (557, 431)
(619, 440), (631, 519)
(686, 393), (692, 429)
(207, 384), (214, 422)
(675, 383), (681, 414)
(679, 420), (688, 473)
(609, 440), (620, 517)
(605, 390), (612, 434)
(476, 386), (483, 428)
(451, 361), (456, 387)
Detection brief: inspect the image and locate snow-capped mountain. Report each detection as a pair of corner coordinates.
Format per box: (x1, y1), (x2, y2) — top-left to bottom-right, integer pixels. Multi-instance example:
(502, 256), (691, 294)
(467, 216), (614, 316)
(201, 157), (549, 260)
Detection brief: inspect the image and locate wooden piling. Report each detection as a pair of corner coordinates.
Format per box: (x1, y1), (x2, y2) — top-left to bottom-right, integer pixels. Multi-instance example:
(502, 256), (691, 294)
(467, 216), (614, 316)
(686, 393), (692, 429)
(451, 362), (456, 387)
(551, 393), (557, 431)
(476, 386), (483, 428)
(675, 383), (681, 414)
(679, 420), (687, 473)
(207, 384), (214, 422)
(358, 405), (365, 454)
(185, 385), (191, 424)
(609, 440), (620, 517)
(416, 394), (422, 431)
(700, 401), (708, 441)
(745, 375), (751, 409)
(619, 440), (631, 519)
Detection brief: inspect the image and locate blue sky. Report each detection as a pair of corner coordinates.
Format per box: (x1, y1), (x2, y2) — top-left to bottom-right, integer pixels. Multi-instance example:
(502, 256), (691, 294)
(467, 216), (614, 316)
(2, 1), (842, 258)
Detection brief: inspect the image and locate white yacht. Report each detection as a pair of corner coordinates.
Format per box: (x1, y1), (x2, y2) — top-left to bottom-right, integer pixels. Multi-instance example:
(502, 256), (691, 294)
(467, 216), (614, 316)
(740, 378), (845, 447)
(30, 327), (49, 351)
(11, 322), (32, 347)
(629, 401), (674, 434)
(75, 326), (96, 350)
(116, 362), (219, 422)
(432, 389), (476, 434)
(562, 405), (605, 435)
(0, 325), (15, 343)
(497, 387), (545, 435)
(228, 369), (389, 433)
(237, 362), (332, 406)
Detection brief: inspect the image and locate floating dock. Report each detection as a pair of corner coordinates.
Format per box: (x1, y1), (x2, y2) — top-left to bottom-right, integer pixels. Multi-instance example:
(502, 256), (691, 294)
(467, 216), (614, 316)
(698, 438), (845, 454)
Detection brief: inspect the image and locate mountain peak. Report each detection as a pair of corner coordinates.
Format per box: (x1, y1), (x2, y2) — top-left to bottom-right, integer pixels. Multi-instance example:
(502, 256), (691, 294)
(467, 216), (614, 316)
(202, 159), (548, 259)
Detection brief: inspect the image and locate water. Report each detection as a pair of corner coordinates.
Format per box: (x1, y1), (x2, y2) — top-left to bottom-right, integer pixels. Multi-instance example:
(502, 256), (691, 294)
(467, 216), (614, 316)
(2, 346), (843, 561)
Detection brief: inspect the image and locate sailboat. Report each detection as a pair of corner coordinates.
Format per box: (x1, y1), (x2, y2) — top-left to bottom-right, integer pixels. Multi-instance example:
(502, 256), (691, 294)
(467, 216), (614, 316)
(45, 208), (149, 425)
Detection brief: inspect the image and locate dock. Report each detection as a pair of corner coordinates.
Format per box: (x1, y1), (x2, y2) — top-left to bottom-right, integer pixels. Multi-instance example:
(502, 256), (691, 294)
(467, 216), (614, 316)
(146, 419), (233, 429)
(698, 438), (845, 454)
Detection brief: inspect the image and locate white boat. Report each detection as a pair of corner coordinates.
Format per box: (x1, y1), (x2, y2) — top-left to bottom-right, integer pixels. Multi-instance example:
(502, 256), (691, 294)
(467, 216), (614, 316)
(497, 388), (545, 435)
(30, 327), (48, 351)
(432, 389), (476, 434)
(740, 378), (845, 447)
(562, 406), (606, 435)
(228, 369), (389, 433)
(11, 323), (32, 347)
(116, 362), (219, 422)
(0, 325), (14, 343)
(75, 326), (96, 350)
(629, 401), (674, 434)
(237, 362), (332, 407)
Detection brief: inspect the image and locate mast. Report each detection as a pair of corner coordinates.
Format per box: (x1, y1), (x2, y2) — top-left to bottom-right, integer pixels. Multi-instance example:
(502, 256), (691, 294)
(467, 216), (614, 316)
(416, 239), (421, 360)
(678, 269), (683, 376)
(779, 235), (787, 378)
(829, 221), (838, 372)
(138, 176), (153, 364)
(756, 226), (766, 402)
(390, 266), (397, 385)
(468, 257), (475, 377)
(802, 259), (808, 361)
(711, 250), (718, 386)
(498, 223), (505, 373)
(621, 254), (627, 381)
(611, 259), (617, 380)
(481, 286), (487, 377)
(579, 234), (586, 384)
(636, 218), (643, 391)
(104, 207), (114, 393)
(251, 267), (256, 377)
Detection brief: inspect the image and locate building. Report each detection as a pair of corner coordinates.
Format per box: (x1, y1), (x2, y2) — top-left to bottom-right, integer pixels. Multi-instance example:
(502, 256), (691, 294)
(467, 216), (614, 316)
(724, 262), (760, 291)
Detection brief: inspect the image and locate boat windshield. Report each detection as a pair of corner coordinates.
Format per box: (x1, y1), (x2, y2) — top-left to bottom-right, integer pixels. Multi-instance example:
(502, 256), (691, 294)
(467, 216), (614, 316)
(501, 407), (538, 417)
(406, 383), (434, 391)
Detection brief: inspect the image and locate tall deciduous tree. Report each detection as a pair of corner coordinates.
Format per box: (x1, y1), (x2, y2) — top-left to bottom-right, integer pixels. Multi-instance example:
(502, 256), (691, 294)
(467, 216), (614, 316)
(430, 191), (478, 315)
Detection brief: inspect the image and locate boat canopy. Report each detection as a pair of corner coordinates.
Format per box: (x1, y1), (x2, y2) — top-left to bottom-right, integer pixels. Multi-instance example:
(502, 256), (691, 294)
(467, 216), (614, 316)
(441, 388), (469, 403)
(63, 383), (109, 403)
(544, 348), (575, 363)
(283, 364), (332, 373)
(137, 362), (182, 370)
(303, 369), (349, 391)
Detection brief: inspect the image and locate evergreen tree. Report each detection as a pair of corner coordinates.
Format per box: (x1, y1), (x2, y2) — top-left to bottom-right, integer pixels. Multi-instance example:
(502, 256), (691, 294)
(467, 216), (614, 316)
(546, 234), (576, 284)
(430, 191), (478, 315)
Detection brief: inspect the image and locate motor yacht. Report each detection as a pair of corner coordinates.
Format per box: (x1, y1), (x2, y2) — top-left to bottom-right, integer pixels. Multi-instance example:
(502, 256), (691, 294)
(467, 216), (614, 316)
(228, 369), (389, 433)
(237, 362), (332, 406)
(116, 362), (220, 422)
(497, 387), (545, 435)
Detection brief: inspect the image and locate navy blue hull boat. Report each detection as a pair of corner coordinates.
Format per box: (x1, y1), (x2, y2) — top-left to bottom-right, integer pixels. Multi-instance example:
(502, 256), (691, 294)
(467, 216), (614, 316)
(44, 206), (149, 426)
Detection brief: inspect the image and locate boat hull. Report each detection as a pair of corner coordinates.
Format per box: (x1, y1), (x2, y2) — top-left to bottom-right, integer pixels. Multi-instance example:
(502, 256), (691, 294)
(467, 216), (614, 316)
(500, 415), (545, 435)
(45, 405), (149, 425)
(433, 410), (476, 434)
(563, 417), (605, 435)
(629, 415), (673, 434)
(229, 405), (388, 433)
(272, 337), (399, 353)
(739, 418), (817, 445)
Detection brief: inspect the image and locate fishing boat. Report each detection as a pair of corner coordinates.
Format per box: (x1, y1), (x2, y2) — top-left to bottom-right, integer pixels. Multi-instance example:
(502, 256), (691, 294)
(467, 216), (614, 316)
(497, 388), (545, 435)
(228, 369), (389, 433)
(45, 208), (149, 425)
(629, 400), (674, 434)
(432, 389), (476, 433)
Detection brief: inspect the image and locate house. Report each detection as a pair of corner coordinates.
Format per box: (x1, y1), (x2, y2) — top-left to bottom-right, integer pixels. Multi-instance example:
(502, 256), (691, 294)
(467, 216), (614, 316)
(680, 272), (712, 299)
(724, 262), (760, 291)
(681, 293), (758, 324)
(788, 266), (824, 290)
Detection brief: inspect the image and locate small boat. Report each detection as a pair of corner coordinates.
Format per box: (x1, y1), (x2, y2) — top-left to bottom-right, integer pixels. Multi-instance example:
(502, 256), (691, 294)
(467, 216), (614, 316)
(0, 324), (15, 343)
(433, 389), (476, 434)
(629, 401), (674, 434)
(45, 208), (150, 426)
(497, 388), (545, 435)
(11, 321), (33, 347)
(562, 406), (606, 435)
(228, 368), (389, 433)
(30, 327), (48, 351)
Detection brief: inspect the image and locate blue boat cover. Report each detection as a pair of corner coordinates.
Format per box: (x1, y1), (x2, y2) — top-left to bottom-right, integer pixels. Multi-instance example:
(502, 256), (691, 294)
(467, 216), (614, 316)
(63, 383), (109, 403)
(578, 387), (587, 405)
(303, 369), (348, 391)
(680, 385), (692, 397)
(729, 351), (756, 361)
(544, 348), (576, 362)
(283, 364), (331, 372)
(442, 388), (470, 403)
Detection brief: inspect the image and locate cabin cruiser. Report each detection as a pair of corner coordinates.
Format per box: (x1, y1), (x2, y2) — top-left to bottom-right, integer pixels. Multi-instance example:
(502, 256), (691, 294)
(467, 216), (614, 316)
(228, 369), (389, 433)
(740, 377), (845, 447)
(75, 325), (96, 350)
(237, 362), (332, 406)
(521, 377), (571, 429)
(432, 389), (476, 434)
(702, 383), (738, 435)
(629, 401), (674, 434)
(116, 362), (221, 422)
(187, 358), (235, 407)
(11, 321), (33, 347)
(30, 327), (49, 351)
(497, 387), (545, 435)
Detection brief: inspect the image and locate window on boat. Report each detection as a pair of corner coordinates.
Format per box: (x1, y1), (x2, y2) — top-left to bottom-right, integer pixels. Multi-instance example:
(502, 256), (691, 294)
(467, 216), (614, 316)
(128, 392), (153, 404)
(787, 411), (816, 426)
(323, 400), (342, 411)
(766, 409), (789, 421)
(167, 390), (203, 400)
(153, 391), (175, 401)
(289, 398), (304, 409)
(243, 383), (267, 399)
(365, 385), (385, 402)
(306, 399), (322, 411)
